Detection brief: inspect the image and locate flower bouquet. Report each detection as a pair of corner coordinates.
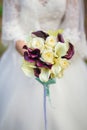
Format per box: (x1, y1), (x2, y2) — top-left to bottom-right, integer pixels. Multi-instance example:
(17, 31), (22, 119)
(21, 30), (74, 130)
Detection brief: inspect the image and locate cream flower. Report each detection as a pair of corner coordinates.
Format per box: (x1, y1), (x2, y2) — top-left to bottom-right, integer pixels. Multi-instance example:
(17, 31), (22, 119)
(41, 50), (54, 64)
(51, 57), (69, 78)
(51, 65), (62, 77)
(58, 70), (64, 78)
(45, 36), (57, 48)
(51, 58), (62, 77)
(31, 37), (44, 51)
(21, 60), (36, 77)
(39, 68), (51, 82)
(59, 58), (69, 69)
(55, 42), (68, 57)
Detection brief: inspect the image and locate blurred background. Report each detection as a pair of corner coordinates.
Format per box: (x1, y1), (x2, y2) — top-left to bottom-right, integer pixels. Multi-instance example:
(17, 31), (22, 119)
(0, 0), (87, 57)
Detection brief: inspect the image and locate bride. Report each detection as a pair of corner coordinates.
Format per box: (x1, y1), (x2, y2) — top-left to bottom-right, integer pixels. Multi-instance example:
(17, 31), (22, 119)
(0, 0), (87, 130)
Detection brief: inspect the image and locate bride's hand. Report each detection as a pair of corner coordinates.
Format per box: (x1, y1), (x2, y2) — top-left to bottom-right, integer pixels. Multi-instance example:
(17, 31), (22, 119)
(16, 40), (27, 56)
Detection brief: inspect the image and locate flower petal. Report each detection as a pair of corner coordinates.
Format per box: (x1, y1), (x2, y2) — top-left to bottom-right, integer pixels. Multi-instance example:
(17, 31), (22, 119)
(31, 37), (44, 51)
(41, 50), (54, 64)
(28, 48), (33, 53)
(24, 51), (29, 61)
(28, 57), (37, 63)
(21, 61), (35, 77)
(36, 59), (52, 69)
(32, 30), (49, 40)
(24, 48), (41, 63)
(23, 45), (28, 50)
(30, 49), (41, 59)
(34, 68), (41, 77)
(57, 33), (64, 43)
(55, 42), (68, 57)
(52, 65), (62, 76)
(45, 36), (57, 48)
(39, 68), (51, 82)
(24, 51), (36, 63)
(62, 43), (74, 60)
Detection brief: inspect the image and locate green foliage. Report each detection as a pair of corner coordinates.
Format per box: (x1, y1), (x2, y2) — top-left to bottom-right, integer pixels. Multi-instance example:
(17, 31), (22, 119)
(0, 43), (7, 57)
(0, 5), (2, 17)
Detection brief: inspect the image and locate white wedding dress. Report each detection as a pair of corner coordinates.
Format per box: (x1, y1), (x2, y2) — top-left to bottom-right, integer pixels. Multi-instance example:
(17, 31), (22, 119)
(0, 0), (87, 130)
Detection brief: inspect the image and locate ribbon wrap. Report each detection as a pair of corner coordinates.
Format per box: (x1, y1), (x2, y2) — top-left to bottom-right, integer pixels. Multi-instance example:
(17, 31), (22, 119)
(36, 78), (56, 130)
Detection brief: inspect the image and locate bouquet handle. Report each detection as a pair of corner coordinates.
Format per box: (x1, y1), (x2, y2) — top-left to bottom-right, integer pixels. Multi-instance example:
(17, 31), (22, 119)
(36, 78), (56, 130)
(43, 84), (48, 130)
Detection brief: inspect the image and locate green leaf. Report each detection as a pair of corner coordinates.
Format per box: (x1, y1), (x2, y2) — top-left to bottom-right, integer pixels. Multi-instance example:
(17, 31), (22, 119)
(36, 78), (56, 86)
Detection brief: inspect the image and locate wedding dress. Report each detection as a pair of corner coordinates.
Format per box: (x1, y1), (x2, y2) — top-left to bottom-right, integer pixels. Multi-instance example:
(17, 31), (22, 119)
(0, 0), (87, 130)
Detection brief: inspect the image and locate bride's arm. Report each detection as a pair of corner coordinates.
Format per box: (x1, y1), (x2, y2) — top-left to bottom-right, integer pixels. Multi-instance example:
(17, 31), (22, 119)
(60, 0), (87, 59)
(2, 0), (26, 55)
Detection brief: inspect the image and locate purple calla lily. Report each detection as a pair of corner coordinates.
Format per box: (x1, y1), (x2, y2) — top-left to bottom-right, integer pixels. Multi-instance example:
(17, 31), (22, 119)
(28, 49), (41, 59)
(23, 45), (33, 53)
(24, 51), (36, 63)
(24, 51), (29, 61)
(34, 68), (41, 77)
(62, 43), (74, 60)
(23, 45), (28, 50)
(23, 45), (41, 63)
(57, 33), (64, 43)
(36, 59), (53, 69)
(32, 30), (49, 40)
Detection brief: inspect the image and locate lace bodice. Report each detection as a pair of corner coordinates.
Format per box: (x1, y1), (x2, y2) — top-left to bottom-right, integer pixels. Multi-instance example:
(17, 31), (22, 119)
(2, 0), (78, 39)
(18, 0), (66, 33)
(2, 0), (87, 58)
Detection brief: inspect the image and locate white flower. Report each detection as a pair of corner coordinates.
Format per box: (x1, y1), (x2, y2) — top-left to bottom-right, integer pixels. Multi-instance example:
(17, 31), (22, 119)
(59, 58), (69, 69)
(41, 50), (54, 64)
(51, 58), (62, 77)
(39, 68), (51, 82)
(45, 36), (57, 48)
(31, 37), (44, 51)
(51, 65), (62, 77)
(21, 60), (36, 77)
(55, 42), (68, 57)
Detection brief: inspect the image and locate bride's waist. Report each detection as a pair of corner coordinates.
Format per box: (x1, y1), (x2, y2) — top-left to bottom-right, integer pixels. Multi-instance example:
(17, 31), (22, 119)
(20, 17), (61, 33)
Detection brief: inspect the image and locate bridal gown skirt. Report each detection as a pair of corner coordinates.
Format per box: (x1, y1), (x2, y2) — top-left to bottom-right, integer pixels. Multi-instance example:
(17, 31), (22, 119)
(0, 44), (87, 130)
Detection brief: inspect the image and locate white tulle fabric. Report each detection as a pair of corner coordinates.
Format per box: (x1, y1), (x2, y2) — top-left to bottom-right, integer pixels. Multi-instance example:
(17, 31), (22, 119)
(0, 0), (87, 130)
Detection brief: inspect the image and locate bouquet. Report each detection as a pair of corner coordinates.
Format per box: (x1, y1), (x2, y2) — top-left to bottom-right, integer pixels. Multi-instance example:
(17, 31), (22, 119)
(21, 30), (74, 130)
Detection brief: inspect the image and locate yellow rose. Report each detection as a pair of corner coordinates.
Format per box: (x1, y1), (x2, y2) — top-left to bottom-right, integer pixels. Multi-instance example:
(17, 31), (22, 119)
(41, 50), (54, 64)
(59, 59), (69, 69)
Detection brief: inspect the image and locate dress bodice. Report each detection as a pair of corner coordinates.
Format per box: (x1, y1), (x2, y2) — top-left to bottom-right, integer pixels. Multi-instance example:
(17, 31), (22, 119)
(2, 0), (87, 58)
(20, 0), (66, 33)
